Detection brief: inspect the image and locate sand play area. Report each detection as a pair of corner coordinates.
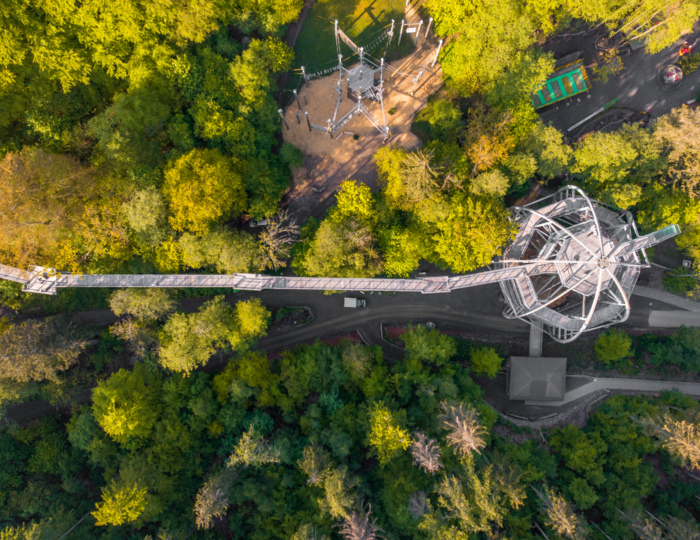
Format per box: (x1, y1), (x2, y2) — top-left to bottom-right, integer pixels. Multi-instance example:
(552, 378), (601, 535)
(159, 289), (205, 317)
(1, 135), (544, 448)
(281, 37), (444, 222)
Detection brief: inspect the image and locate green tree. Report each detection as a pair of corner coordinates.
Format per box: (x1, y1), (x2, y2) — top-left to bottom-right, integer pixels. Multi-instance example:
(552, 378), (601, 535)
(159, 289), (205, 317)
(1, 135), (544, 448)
(368, 402), (412, 466)
(594, 328), (632, 365)
(122, 188), (170, 249)
(402, 325), (457, 366)
(92, 364), (161, 445)
(522, 122), (572, 179)
(654, 106), (700, 199)
(179, 229), (260, 273)
(109, 289), (175, 321)
(92, 481), (148, 526)
(470, 347), (503, 379)
(163, 149), (247, 234)
(158, 297), (269, 373)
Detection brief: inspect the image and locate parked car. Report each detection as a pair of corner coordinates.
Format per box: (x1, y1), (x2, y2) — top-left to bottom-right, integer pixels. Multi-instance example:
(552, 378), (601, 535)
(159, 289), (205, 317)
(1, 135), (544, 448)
(344, 297), (366, 308)
(249, 219), (268, 228)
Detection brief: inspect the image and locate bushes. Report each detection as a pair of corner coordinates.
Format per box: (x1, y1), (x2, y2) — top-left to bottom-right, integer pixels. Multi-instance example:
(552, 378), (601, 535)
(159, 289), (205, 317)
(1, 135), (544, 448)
(470, 347), (503, 378)
(679, 53), (700, 73)
(594, 328), (632, 365)
(663, 267), (697, 296)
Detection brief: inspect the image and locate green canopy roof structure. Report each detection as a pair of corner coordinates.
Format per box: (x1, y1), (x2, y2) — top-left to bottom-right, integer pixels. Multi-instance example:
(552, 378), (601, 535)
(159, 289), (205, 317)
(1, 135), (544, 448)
(531, 52), (591, 110)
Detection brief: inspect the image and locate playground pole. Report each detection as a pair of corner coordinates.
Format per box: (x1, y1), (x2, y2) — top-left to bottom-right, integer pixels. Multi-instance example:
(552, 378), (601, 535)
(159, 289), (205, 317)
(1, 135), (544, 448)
(388, 19), (395, 44)
(278, 109), (289, 130)
(415, 20), (423, 46)
(398, 20), (405, 46)
(305, 111), (311, 132)
(431, 39), (443, 67)
(293, 89), (301, 109)
(425, 17), (433, 38)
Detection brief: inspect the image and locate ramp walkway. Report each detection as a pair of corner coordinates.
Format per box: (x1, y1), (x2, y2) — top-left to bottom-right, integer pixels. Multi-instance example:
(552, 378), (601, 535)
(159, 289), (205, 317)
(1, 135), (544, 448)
(3, 262), (553, 296)
(525, 376), (700, 406)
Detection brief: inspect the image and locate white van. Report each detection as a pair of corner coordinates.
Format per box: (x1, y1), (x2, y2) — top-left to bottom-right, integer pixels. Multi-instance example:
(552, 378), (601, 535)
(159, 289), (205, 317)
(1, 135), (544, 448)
(344, 298), (366, 308)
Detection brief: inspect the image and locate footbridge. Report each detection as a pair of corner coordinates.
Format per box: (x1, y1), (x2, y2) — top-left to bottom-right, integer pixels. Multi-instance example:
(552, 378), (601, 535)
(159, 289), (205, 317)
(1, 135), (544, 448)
(1, 263), (538, 296)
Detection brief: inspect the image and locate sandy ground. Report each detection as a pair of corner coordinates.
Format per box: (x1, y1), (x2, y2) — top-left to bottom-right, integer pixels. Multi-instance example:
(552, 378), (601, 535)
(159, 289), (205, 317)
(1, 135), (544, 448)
(281, 33), (444, 221)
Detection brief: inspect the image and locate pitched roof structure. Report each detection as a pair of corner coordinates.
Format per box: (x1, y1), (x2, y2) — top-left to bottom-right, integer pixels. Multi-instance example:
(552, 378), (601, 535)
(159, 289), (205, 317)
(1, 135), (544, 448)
(508, 357), (567, 401)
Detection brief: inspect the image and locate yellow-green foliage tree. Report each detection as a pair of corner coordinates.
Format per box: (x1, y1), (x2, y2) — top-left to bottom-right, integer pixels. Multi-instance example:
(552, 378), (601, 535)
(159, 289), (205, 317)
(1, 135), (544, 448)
(368, 402), (412, 466)
(163, 149), (247, 234)
(594, 328), (632, 366)
(92, 364), (161, 445)
(434, 192), (517, 273)
(92, 480), (148, 526)
(297, 181), (383, 278)
(158, 297), (269, 373)
(470, 347), (503, 379)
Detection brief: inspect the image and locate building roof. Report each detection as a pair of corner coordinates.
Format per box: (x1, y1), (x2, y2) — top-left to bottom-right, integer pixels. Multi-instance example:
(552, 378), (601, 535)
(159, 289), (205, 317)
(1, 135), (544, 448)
(508, 357), (567, 401)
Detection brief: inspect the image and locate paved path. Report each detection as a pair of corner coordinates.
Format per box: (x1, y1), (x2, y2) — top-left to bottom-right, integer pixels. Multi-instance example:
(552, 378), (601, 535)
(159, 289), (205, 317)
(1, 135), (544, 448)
(526, 376), (700, 406)
(633, 284), (700, 312)
(648, 310), (700, 328)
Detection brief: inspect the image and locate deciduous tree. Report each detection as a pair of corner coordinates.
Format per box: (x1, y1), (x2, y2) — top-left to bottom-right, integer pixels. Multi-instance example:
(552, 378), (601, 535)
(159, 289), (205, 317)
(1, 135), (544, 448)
(0, 317), (88, 383)
(163, 149), (247, 234)
(92, 364), (161, 445)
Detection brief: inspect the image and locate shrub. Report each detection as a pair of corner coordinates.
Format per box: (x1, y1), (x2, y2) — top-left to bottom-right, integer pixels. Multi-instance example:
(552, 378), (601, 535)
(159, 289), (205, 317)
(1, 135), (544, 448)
(594, 328), (632, 365)
(680, 53), (700, 73)
(470, 347), (503, 378)
(663, 268), (697, 296)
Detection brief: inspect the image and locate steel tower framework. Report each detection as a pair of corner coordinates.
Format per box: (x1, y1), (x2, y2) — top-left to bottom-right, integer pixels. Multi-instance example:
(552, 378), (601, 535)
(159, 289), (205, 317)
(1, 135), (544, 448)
(497, 186), (679, 342)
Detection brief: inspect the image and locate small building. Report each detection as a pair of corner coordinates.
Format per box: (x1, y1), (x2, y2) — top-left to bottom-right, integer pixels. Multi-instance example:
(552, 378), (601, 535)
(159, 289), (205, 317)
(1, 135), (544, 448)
(531, 52), (591, 110)
(508, 357), (567, 401)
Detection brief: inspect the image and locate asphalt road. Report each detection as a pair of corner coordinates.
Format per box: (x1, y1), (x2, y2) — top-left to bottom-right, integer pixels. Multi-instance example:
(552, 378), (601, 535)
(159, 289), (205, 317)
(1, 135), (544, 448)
(540, 20), (700, 132)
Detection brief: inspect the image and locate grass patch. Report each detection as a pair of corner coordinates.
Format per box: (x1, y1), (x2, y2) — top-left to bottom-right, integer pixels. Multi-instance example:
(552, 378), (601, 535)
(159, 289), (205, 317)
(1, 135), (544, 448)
(293, 0), (416, 74)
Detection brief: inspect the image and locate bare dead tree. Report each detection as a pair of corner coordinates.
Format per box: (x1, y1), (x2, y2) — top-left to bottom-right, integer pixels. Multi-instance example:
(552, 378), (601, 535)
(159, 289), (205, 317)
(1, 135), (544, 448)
(194, 468), (238, 530)
(662, 514), (700, 540)
(195, 425), (280, 529)
(532, 485), (588, 540)
(438, 401), (487, 456)
(617, 508), (664, 540)
(411, 431), (443, 474)
(339, 503), (384, 540)
(258, 210), (299, 270)
(408, 491), (428, 520)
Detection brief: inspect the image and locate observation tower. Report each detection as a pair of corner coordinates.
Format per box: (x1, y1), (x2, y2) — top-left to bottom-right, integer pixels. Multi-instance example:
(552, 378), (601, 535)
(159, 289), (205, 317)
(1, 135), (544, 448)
(496, 186), (679, 343)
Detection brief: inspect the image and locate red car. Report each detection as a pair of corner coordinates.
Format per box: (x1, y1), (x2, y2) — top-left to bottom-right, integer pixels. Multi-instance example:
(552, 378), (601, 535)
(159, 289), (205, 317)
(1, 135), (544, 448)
(680, 41), (693, 56)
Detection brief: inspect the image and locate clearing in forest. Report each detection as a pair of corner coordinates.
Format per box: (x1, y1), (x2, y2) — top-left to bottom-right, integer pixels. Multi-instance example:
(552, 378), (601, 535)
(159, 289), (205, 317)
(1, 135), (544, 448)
(293, 0), (414, 70)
